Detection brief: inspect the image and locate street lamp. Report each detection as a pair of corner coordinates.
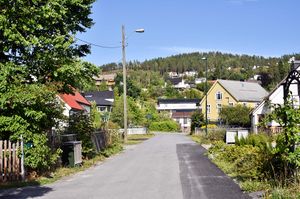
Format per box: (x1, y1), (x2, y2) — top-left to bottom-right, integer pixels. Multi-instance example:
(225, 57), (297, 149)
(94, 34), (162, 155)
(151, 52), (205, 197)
(202, 57), (208, 136)
(122, 25), (144, 142)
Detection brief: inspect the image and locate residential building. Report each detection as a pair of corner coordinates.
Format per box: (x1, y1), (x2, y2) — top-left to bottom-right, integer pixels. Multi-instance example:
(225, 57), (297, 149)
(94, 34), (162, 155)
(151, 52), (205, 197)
(168, 71), (178, 78)
(59, 91), (91, 117)
(195, 77), (206, 84)
(93, 73), (116, 90)
(184, 71), (197, 77)
(166, 77), (190, 89)
(157, 98), (200, 132)
(84, 91), (114, 112)
(200, 79), (268, 123)
(251, 60), (300, 133)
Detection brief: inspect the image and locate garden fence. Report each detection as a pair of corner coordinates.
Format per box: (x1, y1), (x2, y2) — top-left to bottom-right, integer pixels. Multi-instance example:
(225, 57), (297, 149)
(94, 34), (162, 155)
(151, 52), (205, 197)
(0, 139), (24, 182)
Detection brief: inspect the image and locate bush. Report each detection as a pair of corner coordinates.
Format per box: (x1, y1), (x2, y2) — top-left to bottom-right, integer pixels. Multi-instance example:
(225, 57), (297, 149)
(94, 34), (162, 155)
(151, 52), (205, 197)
(208, 142), (267, 180)
(149, 120), (180, 132)
(235, 133), (272, 150)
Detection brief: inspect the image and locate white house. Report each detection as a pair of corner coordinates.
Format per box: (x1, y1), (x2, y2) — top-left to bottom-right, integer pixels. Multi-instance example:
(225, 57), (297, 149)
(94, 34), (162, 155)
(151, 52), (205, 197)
(167, 77), (190, 89)
(157, 98), (200, 132)
(195, 77), (206, 84)
(251, 60), (300, 133)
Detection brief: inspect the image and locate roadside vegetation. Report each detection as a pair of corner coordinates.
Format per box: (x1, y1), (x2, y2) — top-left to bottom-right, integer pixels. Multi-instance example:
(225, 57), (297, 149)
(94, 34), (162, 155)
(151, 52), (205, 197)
(191, 100), (300, 198)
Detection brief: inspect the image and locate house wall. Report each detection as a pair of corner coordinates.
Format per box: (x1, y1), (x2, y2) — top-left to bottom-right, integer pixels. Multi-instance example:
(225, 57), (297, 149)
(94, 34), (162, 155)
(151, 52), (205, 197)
(173, 117), (191, 132)
(251, 82), (299, 133)
(157, 102), (198, 111)
(201, 82), (258, 122)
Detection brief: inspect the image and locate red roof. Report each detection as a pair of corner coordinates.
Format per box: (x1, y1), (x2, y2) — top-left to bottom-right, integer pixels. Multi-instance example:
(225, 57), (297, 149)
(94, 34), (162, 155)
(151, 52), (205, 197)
(172, 112), (193, 118)
(59, 91), (91, 111)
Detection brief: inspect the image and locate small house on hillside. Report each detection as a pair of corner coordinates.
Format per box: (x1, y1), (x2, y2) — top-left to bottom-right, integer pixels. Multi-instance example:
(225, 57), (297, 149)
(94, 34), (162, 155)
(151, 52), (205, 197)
(157, 98), (200, 132)
(93, 73), (116, 90)
(200, 79), (268, 123)
(251, 60), (300, 133)
(166, 77), (190, 89)
(84, 91), (114, 112)
(59, 91), (91, 117)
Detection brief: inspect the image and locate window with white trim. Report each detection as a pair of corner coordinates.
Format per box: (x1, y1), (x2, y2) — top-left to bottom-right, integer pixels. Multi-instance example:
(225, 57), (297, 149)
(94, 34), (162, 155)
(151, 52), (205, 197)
(216, 91), (223, 100)
(229, 102), (234, 106)
(207, 104), (211, 114)
(217, 104), (222, 113)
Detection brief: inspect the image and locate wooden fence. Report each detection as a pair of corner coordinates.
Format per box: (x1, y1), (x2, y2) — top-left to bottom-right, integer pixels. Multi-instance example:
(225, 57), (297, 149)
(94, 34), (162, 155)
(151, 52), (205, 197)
(0, 140), (24, 182)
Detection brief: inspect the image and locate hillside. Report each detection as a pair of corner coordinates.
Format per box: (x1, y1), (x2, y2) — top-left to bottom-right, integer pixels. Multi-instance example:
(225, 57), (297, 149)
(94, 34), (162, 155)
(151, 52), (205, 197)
(101, 52), (300, 90)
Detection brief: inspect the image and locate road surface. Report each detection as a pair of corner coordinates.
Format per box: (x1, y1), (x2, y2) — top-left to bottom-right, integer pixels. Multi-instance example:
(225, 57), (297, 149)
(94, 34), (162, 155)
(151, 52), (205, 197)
(0, 133), (250, 199)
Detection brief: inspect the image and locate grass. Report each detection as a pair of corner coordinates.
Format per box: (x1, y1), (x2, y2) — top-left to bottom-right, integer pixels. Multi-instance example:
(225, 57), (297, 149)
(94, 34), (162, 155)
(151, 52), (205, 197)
(191, 136), (300, 198)
(125, 133), (155, 145)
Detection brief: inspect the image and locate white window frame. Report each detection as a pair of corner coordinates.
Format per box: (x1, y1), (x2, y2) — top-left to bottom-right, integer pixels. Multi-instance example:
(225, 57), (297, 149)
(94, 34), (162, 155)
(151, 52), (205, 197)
(183, 118), (187, 124)
(217, 104), (222, 113)
(229, 102), (234, 106)
(216, 91), (223, 100)
(207, 104), (211, 114)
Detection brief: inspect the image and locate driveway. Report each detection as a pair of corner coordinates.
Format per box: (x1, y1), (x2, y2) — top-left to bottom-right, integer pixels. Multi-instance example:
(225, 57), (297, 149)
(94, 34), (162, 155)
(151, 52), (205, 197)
(0, 133), (250, 199)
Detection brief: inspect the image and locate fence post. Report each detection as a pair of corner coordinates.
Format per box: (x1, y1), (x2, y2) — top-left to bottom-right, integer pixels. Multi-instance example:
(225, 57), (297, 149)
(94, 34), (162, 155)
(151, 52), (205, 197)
(20, 135), (25, 181)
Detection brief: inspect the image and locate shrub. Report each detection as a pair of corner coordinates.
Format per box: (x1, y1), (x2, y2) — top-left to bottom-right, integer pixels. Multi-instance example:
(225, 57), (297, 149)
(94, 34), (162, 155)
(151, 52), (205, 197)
(235, 133), (272, 150)
(208, 142), (267, 180)
(149, 120), (180, 132)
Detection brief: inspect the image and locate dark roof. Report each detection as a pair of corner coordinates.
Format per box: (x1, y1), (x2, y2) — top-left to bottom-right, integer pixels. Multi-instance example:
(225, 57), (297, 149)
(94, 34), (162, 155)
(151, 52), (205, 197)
(166, 77), (182, 85)
(158, 98), (200, 104)
(84, 91), (114, 106)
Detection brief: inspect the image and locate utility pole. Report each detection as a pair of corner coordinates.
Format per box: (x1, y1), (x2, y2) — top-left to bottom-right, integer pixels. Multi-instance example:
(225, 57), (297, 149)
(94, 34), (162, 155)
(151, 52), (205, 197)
(122, 25), (128, 142)
(202, 57), (208, 136)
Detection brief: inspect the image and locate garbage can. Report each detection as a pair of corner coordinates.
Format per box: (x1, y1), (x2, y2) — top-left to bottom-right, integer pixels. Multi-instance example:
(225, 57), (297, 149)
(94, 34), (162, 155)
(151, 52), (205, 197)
(61, 141), (82, 167)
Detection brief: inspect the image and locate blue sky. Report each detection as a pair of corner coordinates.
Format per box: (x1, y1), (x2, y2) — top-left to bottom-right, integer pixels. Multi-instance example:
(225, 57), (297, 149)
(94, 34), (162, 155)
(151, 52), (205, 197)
(78, 0), (300, 66)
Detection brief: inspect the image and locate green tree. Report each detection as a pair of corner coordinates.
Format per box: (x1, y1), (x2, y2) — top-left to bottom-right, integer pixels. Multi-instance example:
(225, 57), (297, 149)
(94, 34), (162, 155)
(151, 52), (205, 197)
(267, 99), (300, 182)
(219, 105), (252, 127)
(0, 0), (97, 171)
(191, 111), (204, 132)
(68, 111), (95, 158)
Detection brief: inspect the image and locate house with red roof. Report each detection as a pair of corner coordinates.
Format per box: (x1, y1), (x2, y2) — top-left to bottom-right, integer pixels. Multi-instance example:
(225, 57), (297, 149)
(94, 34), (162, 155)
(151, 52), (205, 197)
(58, 91), (91, 117)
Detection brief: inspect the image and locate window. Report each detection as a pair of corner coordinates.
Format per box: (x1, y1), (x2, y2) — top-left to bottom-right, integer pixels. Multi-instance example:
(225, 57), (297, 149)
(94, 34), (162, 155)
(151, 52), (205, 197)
(207, 104), (211, 114)
(97, 106), (107, 112)
(184, 118), (187, 124)
(229, 102), (234, 106)
(243, 102), (247, 107)
(216, 91), (223, 100)
(217, 104), (222, 113)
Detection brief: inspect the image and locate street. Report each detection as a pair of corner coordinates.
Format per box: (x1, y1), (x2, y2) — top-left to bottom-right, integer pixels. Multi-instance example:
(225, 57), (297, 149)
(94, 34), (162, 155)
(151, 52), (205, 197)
(0, 133), (249, 199)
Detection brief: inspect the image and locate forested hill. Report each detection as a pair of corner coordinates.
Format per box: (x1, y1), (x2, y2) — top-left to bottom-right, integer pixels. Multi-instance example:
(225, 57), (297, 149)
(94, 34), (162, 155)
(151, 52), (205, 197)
(101, 52), (300, 90)
(102, 52), (299, 73)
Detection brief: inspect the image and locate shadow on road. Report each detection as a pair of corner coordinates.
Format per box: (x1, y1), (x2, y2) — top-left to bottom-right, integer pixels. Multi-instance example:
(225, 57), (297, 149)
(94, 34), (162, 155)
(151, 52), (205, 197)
(176, 143), (250, 199)
(0, 185), (53, 199)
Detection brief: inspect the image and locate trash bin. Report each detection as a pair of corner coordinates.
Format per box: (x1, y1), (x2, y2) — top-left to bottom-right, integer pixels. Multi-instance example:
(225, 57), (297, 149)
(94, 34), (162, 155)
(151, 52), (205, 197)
(61, 141), (82, 167)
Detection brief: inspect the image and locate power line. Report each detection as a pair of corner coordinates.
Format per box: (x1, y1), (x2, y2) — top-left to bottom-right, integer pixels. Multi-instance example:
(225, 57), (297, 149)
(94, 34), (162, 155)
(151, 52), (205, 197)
(75, 37), (122, 49)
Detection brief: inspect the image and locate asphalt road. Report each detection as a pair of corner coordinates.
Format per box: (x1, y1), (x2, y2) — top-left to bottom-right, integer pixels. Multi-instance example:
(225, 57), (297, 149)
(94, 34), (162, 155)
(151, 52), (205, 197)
(0, 133), (250, 199)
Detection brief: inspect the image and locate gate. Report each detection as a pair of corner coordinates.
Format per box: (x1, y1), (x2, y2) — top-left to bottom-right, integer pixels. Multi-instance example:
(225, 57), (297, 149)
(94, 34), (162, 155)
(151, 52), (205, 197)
(0, 140), (24, 182)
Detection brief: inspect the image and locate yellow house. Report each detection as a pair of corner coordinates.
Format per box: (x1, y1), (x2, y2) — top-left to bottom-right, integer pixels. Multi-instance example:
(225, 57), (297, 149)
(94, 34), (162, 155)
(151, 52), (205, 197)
(200, 80), (268, 122)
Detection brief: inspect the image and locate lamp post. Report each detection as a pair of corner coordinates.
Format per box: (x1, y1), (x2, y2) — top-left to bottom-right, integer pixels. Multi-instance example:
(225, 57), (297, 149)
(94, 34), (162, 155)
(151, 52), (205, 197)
(202, 57), (208, 136)
(122, 25), (144, 142)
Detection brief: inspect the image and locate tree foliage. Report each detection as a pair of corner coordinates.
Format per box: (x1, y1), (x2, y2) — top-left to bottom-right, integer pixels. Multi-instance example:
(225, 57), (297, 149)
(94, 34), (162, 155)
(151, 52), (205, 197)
(0, 0), (97, 171)
(219, 105), (252, 127)
(267, 99), (300, 181)
(191, 111), (204, 132)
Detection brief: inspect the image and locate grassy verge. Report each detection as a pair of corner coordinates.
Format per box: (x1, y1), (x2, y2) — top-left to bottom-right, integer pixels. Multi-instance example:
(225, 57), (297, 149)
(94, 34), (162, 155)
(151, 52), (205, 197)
(0, 143), (123, 189)
(190, 135), (300, 198)
(126, 133), (155, 145)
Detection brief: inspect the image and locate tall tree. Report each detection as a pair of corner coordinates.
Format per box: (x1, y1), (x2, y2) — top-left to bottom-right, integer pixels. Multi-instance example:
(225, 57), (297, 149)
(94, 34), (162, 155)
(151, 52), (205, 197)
(0, 0), (97, 171)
